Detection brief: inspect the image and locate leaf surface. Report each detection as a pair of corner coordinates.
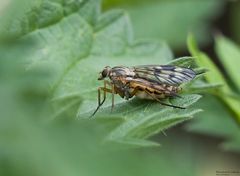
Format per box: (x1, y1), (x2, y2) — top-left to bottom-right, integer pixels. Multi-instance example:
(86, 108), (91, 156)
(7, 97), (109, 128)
(3, 0), (202, 146)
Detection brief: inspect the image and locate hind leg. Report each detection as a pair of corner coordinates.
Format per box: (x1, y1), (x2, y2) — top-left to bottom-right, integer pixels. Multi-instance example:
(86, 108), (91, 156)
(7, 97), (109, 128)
(143, 89), (185, 109)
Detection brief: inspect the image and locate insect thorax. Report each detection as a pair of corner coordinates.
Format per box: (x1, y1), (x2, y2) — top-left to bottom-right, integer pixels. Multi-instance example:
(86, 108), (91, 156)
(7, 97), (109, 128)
(109, 66), (135, 78)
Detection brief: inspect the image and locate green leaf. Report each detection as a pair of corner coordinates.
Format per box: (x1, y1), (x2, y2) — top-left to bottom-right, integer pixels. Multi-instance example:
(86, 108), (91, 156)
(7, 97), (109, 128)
(187, 34), (240, 124)
(215, 36), (240, 92)
(187, 33), (228, 92)
(110, 138), (161, 147)
(102, 94), (201, 143)
(186, 95), (240, 152)
(73, 56), (202, 145)
(187, 34), (240, 152)
(3, 0), (202, 147)
(187, 81), (223, 93)
(0, 0), (100, 39)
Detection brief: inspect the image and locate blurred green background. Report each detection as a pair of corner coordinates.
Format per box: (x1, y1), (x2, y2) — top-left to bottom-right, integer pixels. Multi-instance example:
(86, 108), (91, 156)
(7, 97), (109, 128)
(0, 0), (240, 176)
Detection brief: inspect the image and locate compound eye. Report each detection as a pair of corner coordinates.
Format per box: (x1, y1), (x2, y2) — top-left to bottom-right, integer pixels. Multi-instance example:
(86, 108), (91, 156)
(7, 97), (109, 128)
(101, 69), (108, 78)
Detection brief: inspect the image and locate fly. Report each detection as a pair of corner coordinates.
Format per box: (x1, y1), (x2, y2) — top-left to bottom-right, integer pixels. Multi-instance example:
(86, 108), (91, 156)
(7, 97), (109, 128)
(91, 65), (197, 117)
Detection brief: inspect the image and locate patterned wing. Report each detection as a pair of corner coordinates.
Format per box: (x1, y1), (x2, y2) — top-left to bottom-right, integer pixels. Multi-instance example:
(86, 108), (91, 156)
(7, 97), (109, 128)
(133, 65), (196, 85)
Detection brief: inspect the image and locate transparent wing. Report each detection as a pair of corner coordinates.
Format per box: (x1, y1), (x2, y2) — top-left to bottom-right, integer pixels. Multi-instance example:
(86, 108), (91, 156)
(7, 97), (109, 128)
(133, 65), (196, 85)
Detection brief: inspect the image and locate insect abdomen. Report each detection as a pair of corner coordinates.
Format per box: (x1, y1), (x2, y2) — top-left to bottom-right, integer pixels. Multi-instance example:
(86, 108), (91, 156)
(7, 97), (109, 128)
(135, 85), (181, 100)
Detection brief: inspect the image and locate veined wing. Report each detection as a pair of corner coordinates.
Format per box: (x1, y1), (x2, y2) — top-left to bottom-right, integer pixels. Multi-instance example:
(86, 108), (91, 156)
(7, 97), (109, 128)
(133, 65), (196, 85)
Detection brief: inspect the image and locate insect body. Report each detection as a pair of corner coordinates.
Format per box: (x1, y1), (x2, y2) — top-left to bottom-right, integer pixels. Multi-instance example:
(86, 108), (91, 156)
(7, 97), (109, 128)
(91, 65), (196, 116)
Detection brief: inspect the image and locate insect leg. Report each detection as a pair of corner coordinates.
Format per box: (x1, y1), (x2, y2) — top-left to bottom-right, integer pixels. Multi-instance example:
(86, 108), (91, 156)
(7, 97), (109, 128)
(98, 80), (113, 106)
(102, 80), (116, 109)
(91, 87), (104, 117)
(102, 80), (107, 105)
(111, 83), (115, 112)
(144, 89), (185, 109)
(103, 80), (116, 111)
(128, 86), (141, 98)
(98, 87), (102, 106)
(90, 86), (113, 117)
(97, 81), (107, 107)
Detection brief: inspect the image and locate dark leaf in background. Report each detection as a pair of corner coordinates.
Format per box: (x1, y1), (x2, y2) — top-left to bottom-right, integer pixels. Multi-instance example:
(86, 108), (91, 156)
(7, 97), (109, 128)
(103, 0), (225, 49)
(230, 0), (240, 45)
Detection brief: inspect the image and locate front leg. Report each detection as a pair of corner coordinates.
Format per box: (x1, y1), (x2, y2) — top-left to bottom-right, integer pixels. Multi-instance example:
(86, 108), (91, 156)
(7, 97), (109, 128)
(91, 82), (115, 117)
(104, 80), (116, 112)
